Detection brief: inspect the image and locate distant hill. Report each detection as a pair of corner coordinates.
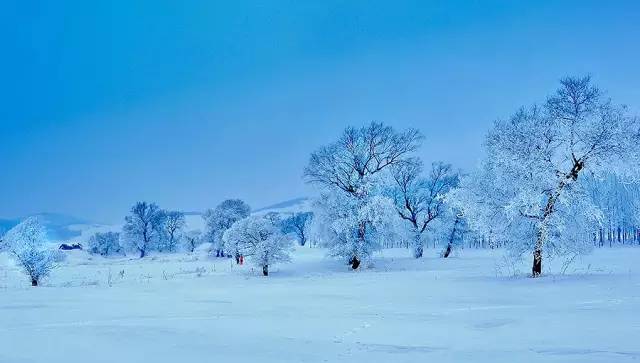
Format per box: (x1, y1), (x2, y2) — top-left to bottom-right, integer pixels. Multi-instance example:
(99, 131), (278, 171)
(0, 197), (314, 241)
(0, 213), (102, 242)
(253, 197), (311, 215)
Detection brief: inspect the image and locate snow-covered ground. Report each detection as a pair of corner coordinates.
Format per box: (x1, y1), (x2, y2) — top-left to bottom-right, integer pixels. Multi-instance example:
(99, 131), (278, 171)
(1, 247), (639, 363)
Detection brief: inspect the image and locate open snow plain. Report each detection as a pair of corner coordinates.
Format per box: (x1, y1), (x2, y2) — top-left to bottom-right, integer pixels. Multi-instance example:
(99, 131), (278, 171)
(1, 246), (639, 363)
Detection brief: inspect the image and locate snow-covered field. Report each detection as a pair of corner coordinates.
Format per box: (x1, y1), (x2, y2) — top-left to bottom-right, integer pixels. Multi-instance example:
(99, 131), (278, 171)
(1, 247), (639, 363)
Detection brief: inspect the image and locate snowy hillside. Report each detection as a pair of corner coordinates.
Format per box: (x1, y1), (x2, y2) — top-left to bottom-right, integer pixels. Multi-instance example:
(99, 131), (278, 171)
(1, 246), (639, 363)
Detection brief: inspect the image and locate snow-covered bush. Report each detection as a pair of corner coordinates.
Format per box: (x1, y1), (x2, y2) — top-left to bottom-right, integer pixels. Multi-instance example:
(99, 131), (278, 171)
(50, 249), (68, 263)
(222, 215), (293, 276)
(203, 199), (251, 257)
(88, 231), (123, 256)
(3, 217), (56, 286)
(183, 230), (203, 253)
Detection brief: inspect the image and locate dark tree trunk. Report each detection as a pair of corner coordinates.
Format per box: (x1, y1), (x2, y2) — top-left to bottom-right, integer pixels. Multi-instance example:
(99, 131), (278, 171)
(262, 265), (269, 276)
(443, 244), (452, 258)
(350, 257), (360, 270)
(532, 248), (542, 277)
(31, 278), (38, 287)
(414, 245), (423, 258)
(139, 249), (145, 258)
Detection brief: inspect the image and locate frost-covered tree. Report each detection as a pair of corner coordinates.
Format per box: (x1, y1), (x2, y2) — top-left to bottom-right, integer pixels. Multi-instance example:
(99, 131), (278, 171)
(222, 215), (293, 276)
(282, 212), (313, 246)
(158, 210), (185, 252)
(309, 187), (401, 268)
(390, 160), (459, 258)
(585, 174), (640, 246)
(264, 212), (283, 228)
(203, 199), (251, 257)
(123, 202), (165, 258)
(304, 122), (422, 268)
(450, 76), (640, 277)
(4, 217), (56, 286)
(88, 231), (123, 256)
(183, 229), (203, 252)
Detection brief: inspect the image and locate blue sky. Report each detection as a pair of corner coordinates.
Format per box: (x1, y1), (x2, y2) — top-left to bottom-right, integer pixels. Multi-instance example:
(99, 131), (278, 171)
(1, 1), (639, 223)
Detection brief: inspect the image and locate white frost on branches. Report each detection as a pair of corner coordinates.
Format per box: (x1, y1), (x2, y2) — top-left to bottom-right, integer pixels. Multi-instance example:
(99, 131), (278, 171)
(309, 187), (400, 267)
(222, 215), (293, 276)
(3, 217), (56, 286)
(449, 76), (640, 276)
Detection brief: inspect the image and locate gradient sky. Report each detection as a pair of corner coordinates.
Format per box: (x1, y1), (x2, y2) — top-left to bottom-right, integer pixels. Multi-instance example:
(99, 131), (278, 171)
(2, 1), (639, 223)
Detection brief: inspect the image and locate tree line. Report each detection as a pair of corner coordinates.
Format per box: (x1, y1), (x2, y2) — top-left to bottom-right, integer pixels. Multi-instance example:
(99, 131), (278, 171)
(2, 75), (639, 286)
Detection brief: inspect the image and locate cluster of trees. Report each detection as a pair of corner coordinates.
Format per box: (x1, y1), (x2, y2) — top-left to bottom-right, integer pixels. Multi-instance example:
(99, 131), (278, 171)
(84, 202), (194, 258)
(121, 202), (188, 257)
(304, 122), (461, 269)
(83, 202), (199, 259)
(201, 199), (312, 275)
(2, 75), (638, 286)
(305, 76), (639, 277)
(586, 174), (640, 247)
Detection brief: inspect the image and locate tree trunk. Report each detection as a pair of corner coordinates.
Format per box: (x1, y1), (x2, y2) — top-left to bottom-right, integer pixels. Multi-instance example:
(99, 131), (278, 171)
(443, 244), (452, 258)
(351, 221), (366, 269)
(532, 222), (547, 278)
(532, 248), (542, 277)
(350, 257), (360, 270)
(412, 230), (424, 258)
(31, 278), (38, 287)
(262, 265), (269, 276)
(413, 245), (424, 258)
(139, 249), (145, 258)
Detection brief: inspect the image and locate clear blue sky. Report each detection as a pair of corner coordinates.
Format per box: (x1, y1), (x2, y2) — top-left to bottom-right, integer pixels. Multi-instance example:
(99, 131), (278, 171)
(1, 1), (639, 223)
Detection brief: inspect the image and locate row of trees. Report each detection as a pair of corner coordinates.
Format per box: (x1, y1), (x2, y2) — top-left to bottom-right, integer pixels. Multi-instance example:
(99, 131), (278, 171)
(3, 75), (638, 285)
(88, 199), (311, 277)
(305, 76), (640, 277)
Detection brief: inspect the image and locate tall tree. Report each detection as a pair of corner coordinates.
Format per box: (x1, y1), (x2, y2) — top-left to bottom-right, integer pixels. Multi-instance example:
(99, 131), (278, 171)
(451, 76), (640, 277)
(304, 122), (422, 269)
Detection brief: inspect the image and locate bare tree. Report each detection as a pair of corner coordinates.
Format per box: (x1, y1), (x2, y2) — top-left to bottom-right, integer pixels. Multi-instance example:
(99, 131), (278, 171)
(183, 230), (203, 253)
(304, 122), (422, 268)
(160, 211), (186, 252)
(391, 160), (459, 258)
(123, 202), (164, 258)
(282, 212), (313, 246)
